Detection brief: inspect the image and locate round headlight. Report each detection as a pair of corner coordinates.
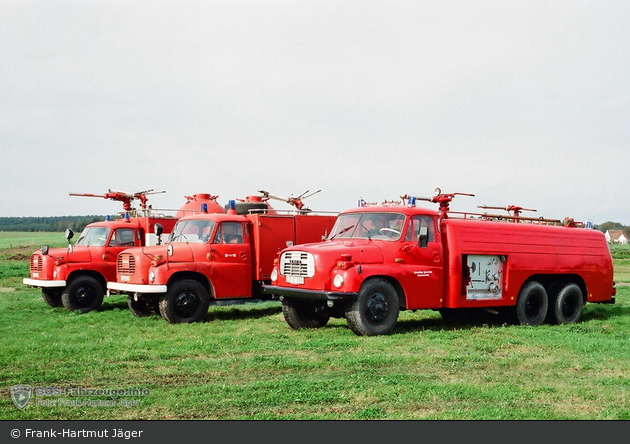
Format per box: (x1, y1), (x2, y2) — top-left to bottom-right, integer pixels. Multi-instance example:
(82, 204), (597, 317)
(333, 274), (344, 289)
(148, 271), (155, 283)
(270, 269), (278, 282)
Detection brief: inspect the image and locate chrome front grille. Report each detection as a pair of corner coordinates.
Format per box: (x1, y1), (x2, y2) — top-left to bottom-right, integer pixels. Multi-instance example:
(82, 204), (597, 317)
(280, 251), (314, 278)
(117, 253), (135, 275)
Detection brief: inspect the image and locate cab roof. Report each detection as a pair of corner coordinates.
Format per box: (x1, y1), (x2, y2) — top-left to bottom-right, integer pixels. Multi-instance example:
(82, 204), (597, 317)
(340, 204), (440, 218)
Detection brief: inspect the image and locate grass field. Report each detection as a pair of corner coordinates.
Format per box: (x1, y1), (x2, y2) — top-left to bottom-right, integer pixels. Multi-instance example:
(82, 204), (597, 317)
(1, 232), (629, 420)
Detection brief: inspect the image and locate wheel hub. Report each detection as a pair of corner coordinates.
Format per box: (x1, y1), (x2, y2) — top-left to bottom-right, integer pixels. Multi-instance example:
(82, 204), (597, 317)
(366, 293), (389, 322)
(75, 286), (94, 308)
(175, 292), (199, 316)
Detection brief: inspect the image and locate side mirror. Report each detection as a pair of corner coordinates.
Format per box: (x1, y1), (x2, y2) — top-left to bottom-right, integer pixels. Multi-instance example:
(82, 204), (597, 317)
(65, 229), (74, 253)
(418, 226), (429, 248)
(155, 223), (164, 246)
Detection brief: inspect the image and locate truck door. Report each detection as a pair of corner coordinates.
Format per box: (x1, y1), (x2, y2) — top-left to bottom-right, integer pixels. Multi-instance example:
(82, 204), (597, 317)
(209, 222), (252, 298)
(399, 215), (444, 309)
(99, 228), (137, 281)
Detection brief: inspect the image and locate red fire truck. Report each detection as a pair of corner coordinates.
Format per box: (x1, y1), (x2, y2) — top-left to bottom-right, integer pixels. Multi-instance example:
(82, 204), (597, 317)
(262, 188), (616, 336)
(23, 190), (224, 313)
(106, 193), (337, 323)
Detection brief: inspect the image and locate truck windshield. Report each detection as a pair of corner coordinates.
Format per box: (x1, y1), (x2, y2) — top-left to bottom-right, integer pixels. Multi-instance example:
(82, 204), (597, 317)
(329, 212), (406, 241)
(167, 220), (215, 244)
(75, 226), (112, 247)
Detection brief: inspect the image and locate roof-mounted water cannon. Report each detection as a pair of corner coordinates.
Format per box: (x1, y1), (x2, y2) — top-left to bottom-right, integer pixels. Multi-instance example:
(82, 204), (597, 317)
(477, 204), (537, 218)
(258, 189), (321, 212)
(414, 187), (475, 216)
(69, 188), (166, 217)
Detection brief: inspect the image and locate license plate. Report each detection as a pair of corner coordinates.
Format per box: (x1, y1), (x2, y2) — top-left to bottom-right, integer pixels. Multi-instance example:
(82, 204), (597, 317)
(33, 273), (39, 278)
(121, 275), (129, 282)
(286, 275), (304, 285)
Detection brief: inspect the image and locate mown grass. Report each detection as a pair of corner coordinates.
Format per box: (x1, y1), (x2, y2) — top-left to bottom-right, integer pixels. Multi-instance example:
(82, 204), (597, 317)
(0, 231), (68, 260)
(1, 232), (629, 420)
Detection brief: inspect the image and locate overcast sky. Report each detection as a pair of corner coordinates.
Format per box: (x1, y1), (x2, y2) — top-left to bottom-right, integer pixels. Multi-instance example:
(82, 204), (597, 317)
(1, 1), (629, 225)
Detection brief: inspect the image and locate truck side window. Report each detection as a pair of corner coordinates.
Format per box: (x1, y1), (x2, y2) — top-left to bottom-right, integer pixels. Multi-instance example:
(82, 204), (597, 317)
(116, 229), (135, 247)
(409, 216), (435, 243)
(214, 222), (243, 244)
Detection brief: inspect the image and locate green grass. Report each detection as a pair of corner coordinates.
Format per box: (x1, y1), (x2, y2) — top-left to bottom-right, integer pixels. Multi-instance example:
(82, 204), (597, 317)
(0, 231), (68, 261)
(1, 232), (629, 420)
(610, 243), (630, 260)
(614, 259), (630, 284)
(0, 231), (68, 250)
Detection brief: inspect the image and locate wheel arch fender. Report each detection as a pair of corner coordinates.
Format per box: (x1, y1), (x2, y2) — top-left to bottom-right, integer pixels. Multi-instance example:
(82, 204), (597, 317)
(67, 270), (106, 294)
(359, 275), (407, 310)
(167, 271), (214, 299)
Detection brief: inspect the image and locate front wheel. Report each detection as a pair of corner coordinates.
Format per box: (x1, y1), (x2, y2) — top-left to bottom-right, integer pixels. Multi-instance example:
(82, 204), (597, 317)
(282, 299), (330, 329)
(345, 279), (399, 336)
(159, 280), (210, 323)
(61, 276), (104, 313)
(553, 283), (583, 325)
(515, 281), (548, 326)
(42, 288), (63, 307)
(128, 294), (160, 317)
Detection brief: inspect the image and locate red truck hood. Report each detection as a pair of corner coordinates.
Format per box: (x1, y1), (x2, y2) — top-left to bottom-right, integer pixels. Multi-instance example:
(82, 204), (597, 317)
(41, 246), (92, 263)
(287, 240), (384, 264)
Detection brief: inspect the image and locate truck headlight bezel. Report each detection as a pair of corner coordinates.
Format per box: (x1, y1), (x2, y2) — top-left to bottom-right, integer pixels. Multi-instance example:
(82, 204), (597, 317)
(333, 274), (344, 289)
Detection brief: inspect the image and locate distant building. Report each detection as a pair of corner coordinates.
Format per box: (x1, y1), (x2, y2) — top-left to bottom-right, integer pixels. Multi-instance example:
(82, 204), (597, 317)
(605, 229), (628, 244)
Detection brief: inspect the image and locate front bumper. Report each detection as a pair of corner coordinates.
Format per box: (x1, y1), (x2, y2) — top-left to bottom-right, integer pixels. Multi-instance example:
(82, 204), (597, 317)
(23, 278), (66, 288)
(107, 282), (167, 294)
(261, 284), (358, 302)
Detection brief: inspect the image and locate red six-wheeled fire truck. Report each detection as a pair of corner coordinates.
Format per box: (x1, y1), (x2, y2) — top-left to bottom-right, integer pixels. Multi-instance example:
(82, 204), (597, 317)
(106, 191), (337, 323)
(262, 188), (616, 336)
(23, 190), (224, 313)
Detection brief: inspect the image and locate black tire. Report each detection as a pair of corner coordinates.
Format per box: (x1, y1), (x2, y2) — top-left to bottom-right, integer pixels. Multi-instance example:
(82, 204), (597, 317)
(42, 288), (63, 307)
(227, 202), (269, 215)
(515, 281), (548, 326)
(282, 299), (330, 329)
(345, 279), (399, 336)
(128, 294), (160, 317)
(159, 280), (210, 324)
(61, 276), (104, 313)
(553, 283), (584, 325)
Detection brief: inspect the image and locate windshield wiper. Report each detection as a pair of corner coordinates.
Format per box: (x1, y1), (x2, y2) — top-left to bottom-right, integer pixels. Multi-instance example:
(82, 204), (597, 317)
(361, 223), (372, 240)
(330, 224), (355, 240)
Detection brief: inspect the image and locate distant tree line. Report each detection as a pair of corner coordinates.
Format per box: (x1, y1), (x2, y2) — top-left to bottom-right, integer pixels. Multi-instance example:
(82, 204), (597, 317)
(0, 216), (106, 233)
(595, 221), (630, 238)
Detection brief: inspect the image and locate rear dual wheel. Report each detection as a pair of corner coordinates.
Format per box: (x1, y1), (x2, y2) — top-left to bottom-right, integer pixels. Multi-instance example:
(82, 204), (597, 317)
(282, 299), (330, 329)
(128, 294), (160, 317)
(42, 288), (63, 307)
(551, 283), (583, 325)
(515, 280), (583, 326)
(515, 281), (548, 326)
